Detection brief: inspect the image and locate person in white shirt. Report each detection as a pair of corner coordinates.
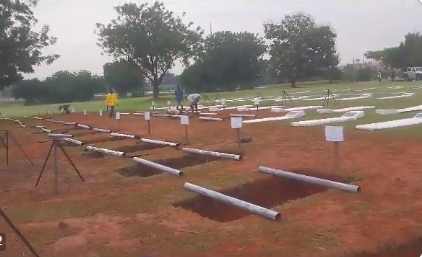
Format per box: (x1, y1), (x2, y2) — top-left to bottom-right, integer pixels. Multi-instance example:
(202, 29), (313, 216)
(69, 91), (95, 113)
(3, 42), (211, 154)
(187, 93), (201, 112)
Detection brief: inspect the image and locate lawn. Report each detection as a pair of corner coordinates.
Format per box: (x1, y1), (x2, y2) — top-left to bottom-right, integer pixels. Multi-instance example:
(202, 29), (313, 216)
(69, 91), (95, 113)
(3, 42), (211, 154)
(1, 80), (422, 257)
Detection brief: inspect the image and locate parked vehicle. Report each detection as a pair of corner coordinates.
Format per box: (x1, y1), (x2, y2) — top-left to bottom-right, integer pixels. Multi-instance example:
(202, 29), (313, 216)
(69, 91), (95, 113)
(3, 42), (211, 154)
(403, 67), (422, 81)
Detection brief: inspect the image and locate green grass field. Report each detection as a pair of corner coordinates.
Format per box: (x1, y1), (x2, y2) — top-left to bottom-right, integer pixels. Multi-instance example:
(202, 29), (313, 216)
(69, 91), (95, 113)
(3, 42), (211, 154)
(2, 80), (422, 137)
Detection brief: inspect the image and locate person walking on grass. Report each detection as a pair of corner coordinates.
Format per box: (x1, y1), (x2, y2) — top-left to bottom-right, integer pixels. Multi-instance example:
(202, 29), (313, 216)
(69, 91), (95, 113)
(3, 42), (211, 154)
(105, 89), (118, 118)
(187, 93), (201, 113)
(174, 85), (184, 110)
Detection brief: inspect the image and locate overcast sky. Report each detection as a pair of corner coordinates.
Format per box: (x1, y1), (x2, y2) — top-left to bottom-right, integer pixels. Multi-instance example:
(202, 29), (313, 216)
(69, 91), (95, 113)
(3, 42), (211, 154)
(27, 0), (422, 79)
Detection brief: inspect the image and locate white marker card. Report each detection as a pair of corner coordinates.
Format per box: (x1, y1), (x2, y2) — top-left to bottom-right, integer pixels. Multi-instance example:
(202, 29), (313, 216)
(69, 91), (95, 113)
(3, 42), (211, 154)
(325, 126), (344, 142)
(144, 112), (151, 120)
(116, 112), (121, 119)
(151, 101), (155, 106)
(99, 110), (102, 116)
(84, 110), (87, 115)
(180, 115), (189, 125)
(254, 98), (260, 105)
(221, 99), (226, 105)
(231, 117), (243, 129)
(167, 101), (171, 105)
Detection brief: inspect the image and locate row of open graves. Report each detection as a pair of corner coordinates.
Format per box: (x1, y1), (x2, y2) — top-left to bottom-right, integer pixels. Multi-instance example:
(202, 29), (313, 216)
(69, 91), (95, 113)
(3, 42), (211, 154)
(2, 116), (361, 222)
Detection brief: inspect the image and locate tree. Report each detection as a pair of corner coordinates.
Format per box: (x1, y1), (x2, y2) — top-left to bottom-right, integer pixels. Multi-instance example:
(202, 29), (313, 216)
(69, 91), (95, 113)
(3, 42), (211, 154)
(95, 1), (203, 99)
(11, 78), (45, 105)
(365, 32), (422, 68)
(180, 31), (266, 92)
(13, 70), (106, 104)
(324, 66), (343, 83)
(103, 61), (145, 97)
(264, 13), (339, 87)
(0, 0), (59, 90)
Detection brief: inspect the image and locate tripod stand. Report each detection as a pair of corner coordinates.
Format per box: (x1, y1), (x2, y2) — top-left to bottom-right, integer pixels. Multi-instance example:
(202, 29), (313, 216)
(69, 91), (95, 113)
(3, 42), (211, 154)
(280, 91), (294, 106)
(0, 130), (34, 166)
(0, 207), (41, 256)
(35, 138), (85, 194)
(322, 89), (336, 106)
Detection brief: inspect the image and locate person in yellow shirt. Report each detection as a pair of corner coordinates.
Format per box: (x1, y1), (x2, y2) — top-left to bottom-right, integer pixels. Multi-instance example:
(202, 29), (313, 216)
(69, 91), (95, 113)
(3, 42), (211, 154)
(105, 89), (118, 118)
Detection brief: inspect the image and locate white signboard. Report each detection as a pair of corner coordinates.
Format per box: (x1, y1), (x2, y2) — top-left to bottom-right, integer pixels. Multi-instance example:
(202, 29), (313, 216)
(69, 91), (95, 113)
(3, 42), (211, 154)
(116, 112), (121, 120)
(180, 115), (189, 125)
(144, 112), (151, 120)
(99, 110), (103, 116)
(231, 117), (243, 129)
(325, 126), (344, 142)
(221, 99), (226, 105)
(83, 110), (87, 115)
(151, 101), (155, 106)
(254, 98), (260, 105)
(167, 101), (171, 105)
(71, 108), (75, 113)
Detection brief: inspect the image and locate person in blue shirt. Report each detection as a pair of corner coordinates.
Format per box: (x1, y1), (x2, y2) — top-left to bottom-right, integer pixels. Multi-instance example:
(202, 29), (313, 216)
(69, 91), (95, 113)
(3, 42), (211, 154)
(174, 85), (184, 110)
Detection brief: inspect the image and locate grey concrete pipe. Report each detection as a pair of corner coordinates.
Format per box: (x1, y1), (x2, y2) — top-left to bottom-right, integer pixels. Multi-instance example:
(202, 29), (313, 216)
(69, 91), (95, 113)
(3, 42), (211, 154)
(48, 133), (73, 138)
(19, 125), (26, 128)
(92, 128), (111, 133)
(140, 138), (179, 148)
(41, 128), (52, 133)
(76, 124), (90, 129)
(230, 114), (257, 117)
(199, 112), (218, 116)
(182, 148), (242, 161)
(65, 122), (77, 125)
(183, 182), (280, 221)
(132, 112), (144, 116)
(110, 132), (139, 139)
(85, 146), (125, 157)
(153, 113), (171, 117)
(258, 166), (361, 193)
(35, 125), (44, 128)
(132, 157), (183, 176)
(199, 117), (223, 121)
(62, 138), (84, 146)
(45, 118), (54, 122)
(34, 117), (43, 120)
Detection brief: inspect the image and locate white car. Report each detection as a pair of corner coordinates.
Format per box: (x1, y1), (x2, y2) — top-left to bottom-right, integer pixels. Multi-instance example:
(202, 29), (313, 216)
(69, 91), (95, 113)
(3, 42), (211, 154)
(403, 67), (422, 81)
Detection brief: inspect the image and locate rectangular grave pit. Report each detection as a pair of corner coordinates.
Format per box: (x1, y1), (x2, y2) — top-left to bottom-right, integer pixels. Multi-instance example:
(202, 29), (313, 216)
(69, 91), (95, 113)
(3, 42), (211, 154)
(172, 169), (346, 222)
(115, 154), (220, 177)
(112, 141), (168, 154)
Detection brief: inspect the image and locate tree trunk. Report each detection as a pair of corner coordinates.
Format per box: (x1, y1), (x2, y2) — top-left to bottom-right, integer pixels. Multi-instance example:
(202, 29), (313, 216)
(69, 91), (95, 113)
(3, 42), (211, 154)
(152, 79), (160, 99)
(290, 78), (297, 88)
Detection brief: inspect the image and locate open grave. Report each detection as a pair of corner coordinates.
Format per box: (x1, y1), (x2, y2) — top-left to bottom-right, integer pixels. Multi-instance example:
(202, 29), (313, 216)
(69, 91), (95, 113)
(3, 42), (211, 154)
(112, 141), (168, 154)
(115, 154), (220, 177)
(172, 169), (347, 222)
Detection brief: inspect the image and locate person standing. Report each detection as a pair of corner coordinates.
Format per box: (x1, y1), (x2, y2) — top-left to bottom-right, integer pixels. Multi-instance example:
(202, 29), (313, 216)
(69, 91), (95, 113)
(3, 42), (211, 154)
(105, 89), (118, 118)
(187, 93), (201, 113)
(174, 85), (184, 110)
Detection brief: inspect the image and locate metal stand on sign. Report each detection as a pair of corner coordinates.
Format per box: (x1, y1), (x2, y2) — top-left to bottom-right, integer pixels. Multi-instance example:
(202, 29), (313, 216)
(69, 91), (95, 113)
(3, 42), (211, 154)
(324, 126), (344, 172)
(35, 134), (85, 194)
(144, 112), (151, 135)
(180, 115), (189, 143)
(0, 130), (34, 166)
(231, 117), (243, 148)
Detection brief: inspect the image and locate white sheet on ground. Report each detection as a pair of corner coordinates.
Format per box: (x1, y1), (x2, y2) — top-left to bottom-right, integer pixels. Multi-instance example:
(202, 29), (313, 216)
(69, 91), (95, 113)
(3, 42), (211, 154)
(291, 111), (364, 126)
(243, 111), (305, 124)
(317, 106), (375, 114)
(356, 113), (422, 130)
(376, 105), (422, 115)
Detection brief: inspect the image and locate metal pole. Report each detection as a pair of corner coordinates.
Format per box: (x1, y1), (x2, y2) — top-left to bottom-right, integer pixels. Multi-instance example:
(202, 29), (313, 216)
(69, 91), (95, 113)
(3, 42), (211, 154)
(182, 148), (242, 161)
(54, 139), (59, 194)
(258, 166), (361, 193)
(140, 138), (179, 148)
(183, 182), (280, 221)
(133, 157), (183, 176)
(5, 131), (9, 165)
